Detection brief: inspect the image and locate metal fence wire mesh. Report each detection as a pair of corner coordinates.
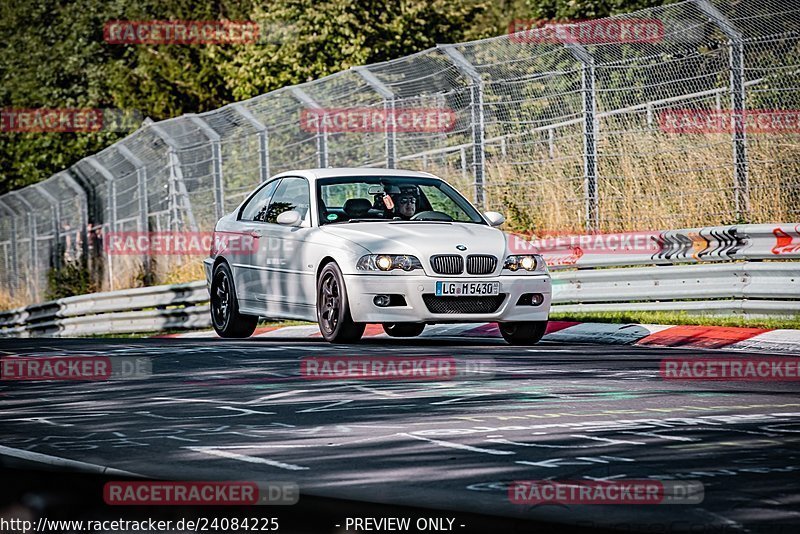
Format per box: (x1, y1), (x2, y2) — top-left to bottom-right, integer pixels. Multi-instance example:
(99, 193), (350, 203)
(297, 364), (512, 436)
(1, 0), (798, 304)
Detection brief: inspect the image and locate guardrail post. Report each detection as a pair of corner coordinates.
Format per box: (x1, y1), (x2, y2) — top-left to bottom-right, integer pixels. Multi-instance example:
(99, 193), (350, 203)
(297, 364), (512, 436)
(86, 157), (118, 290)
(33, 184), (62, 270)
(565, 41), (599, 231)
(440, 45), (486, 210)
(0, 199), (19, 297)
(290, 87), (328, 168)
(148, 123), (199, 232)
(232, 103), (270, 182)
(352, 66), (397, 168)
(189, 115), (225, 220)
(694, 0), (749, 221)
(117, 145), (152, 278)
(10, 192), (38, 300)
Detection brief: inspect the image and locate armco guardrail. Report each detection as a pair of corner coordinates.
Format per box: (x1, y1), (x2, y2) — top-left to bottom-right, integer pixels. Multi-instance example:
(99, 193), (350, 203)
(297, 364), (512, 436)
(0, 281), (209, 337)
(511, 223), (800, 270)
(552, 262), (800, 316)
(1, 224), (798, 337)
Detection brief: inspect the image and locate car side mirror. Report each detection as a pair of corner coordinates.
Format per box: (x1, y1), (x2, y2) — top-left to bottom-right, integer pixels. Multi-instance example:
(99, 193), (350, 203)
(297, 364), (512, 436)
(276, 210), (302, 226)
(483, 211), (505, 227)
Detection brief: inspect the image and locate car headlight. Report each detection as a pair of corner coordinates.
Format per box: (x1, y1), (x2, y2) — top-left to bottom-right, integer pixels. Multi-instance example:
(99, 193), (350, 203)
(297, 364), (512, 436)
(357, 254), (423, 272)
(503, 254), (547, 272)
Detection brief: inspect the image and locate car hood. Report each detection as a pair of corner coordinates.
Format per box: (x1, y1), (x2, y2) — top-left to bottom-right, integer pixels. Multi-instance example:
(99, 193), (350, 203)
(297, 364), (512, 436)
(320, 221), (507, 258)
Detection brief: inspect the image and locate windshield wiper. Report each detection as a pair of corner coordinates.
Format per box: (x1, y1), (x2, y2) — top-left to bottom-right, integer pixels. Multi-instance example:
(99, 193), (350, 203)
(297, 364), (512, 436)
(347, 218), (386, 223)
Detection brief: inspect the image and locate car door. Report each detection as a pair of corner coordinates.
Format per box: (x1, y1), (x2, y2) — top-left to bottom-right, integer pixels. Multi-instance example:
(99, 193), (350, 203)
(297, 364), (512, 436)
(232, 178), (280, 312)
(243, 176), (314, 318)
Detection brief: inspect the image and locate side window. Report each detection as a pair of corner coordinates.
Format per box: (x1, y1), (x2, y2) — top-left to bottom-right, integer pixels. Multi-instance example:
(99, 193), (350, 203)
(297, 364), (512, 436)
(264, 177), (310, 224)
(240, 180), (279, 222)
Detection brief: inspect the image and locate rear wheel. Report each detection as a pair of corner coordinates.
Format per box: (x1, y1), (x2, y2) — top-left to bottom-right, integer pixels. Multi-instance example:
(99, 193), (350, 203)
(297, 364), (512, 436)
(317, 263), (365, 343)
(498, 321), (548, 345)
(382, 323), (425, 338)
(210, 262), (258, 338)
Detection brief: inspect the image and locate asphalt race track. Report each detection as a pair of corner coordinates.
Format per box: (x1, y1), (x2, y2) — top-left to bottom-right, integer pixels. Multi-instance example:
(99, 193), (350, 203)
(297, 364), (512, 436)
(1, 335), (799, 533)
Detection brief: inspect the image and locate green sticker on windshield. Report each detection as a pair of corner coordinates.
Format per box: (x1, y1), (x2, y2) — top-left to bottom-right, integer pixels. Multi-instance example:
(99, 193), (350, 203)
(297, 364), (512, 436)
(327, 213), (338, 221)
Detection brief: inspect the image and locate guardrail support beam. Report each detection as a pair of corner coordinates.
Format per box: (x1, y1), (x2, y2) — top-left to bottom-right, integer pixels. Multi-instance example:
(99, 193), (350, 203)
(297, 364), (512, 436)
(148, 123), (199, 232)
(440, 45), (486, 210)
(189, 115), (225, 220)
(352, 66), (397, 168)
(0, 199), (19, 296)
(86, 157), (118, 290)
(232, 103), (271, 182)
(10, 192), (38, 300)
(290, 87), (328, 168)
(59, 172), (89, 268)
(565, 41), (599, 232)
(694, 0), (749, 221)
(117, 145), (152, 280)
(33, 184), (62, 270)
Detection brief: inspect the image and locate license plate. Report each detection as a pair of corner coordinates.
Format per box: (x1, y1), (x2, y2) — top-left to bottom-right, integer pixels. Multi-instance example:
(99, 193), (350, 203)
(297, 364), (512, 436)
(435, 281), (500, 296)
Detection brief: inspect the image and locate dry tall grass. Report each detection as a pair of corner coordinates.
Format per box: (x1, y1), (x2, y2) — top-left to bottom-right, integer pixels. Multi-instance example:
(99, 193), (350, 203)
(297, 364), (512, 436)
(430, 128), (800, 234)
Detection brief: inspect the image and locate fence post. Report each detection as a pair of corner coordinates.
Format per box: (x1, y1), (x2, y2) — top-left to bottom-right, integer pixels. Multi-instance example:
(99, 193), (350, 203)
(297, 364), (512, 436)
(189, 115), (225, 220)
(232, 103), (270, 182)
(148, 123), (199, 232)
(440, 45), (486, 210)
(290, 87), (328, 168)
(86, 157), (117, 290)
(565, 42), (599, 231)
(694, 0), (749, 221)
(10, 192), (38, 300)
(0, 199), (19, 297)
(352, 66), (397, 168)
(33, 184), (62, 270)
(59, 171), (89, 269)
(117, 145), (151, 277)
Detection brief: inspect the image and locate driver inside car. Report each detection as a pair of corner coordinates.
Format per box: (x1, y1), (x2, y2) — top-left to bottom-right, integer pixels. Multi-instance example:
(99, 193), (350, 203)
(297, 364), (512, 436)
(383, 185), (419, 220)
(395, 193), (417, 219)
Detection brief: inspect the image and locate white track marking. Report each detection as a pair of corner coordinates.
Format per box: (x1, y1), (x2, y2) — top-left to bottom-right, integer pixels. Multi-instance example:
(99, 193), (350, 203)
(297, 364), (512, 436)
(400, 433), (514, 455)
(186, 447), (309, 471)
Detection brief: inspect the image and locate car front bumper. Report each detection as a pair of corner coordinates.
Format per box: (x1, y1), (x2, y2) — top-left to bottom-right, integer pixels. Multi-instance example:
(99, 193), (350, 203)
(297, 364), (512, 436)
(344, 273), (551, 324)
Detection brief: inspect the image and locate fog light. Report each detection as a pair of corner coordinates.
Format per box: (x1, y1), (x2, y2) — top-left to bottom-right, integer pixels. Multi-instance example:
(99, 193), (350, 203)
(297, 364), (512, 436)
(530, 293), (544, 306)
(373, 295), (391, 307)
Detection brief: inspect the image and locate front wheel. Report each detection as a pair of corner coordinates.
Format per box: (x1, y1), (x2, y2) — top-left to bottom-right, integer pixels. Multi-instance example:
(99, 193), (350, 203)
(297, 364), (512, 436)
(317, 263), (365, 343)
(382, 323), (425, 338)
(210, 262), (258, 338)
(498, 321), (548, 345)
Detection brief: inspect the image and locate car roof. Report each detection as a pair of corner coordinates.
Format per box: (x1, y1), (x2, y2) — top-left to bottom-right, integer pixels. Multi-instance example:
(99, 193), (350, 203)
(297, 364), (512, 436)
(271, 168), (440, 181)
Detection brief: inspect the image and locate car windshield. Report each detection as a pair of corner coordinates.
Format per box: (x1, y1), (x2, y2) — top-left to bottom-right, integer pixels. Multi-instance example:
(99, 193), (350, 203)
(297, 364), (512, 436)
(317, 176), (485, 225)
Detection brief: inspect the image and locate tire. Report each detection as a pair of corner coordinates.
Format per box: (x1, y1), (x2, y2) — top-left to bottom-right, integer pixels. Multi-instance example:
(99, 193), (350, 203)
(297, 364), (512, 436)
(210, 262), (258, 338)
(382, 323), (425, 338)
(317, 262), (365, 343)
(498, 321), (548, 345)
